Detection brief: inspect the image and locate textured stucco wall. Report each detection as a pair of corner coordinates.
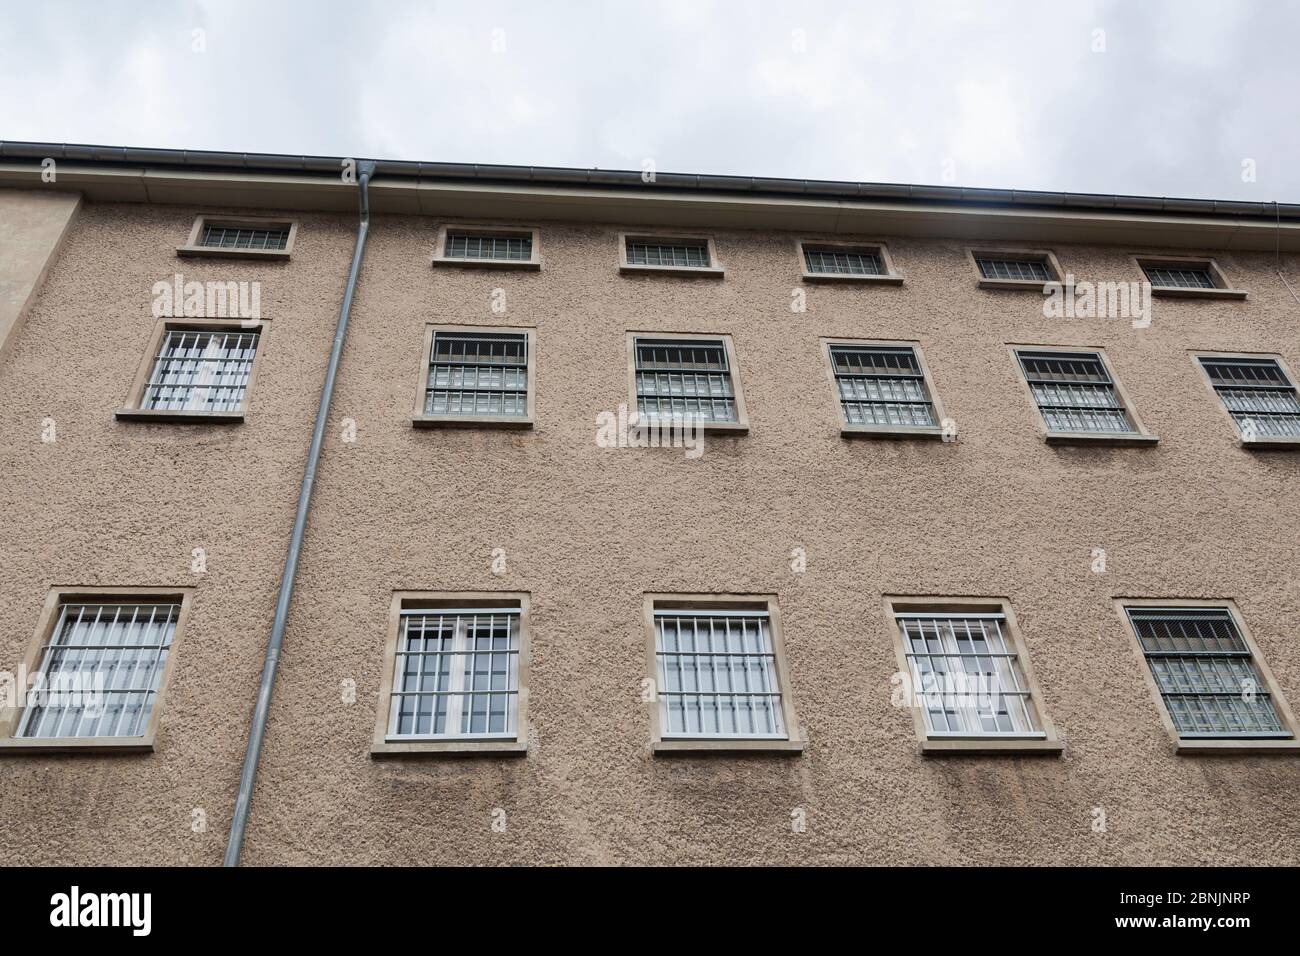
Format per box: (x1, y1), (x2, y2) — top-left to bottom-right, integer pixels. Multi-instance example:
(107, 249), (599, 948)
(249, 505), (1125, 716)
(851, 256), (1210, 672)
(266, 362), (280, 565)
(0, 199), (1297, 865)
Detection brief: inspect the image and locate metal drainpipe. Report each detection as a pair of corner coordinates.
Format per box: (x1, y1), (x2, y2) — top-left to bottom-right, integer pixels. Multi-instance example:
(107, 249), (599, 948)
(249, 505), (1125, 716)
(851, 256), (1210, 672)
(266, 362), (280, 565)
(223, 160), (376, 867)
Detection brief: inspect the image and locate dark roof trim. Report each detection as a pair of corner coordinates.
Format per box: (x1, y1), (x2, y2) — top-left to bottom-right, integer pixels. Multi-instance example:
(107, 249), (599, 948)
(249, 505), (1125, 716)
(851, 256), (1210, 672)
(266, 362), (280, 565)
(2, 140), (1297, 223)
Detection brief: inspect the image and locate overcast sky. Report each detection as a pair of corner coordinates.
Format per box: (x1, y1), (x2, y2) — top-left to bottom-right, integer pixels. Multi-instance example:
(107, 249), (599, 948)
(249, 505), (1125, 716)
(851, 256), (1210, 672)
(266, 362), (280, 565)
(2, 0), (1297, 202)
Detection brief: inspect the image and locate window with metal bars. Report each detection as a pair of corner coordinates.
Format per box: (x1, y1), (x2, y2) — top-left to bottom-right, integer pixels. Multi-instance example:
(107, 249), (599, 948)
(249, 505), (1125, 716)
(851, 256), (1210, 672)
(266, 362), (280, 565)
(18, 602), (179, 739)
(804, 246), (885, 276)
(626, 238), (711, 269)
(1143, 265), (1215, 290)
(445, 232), (532, 262)
(424, 330), (528, 418)
(894, 611), (1043, 738)
(1198, 356), (1300, 439)
(143, 328), (259, 413)
(634, 337), (737, 423)
(975, 256), (1050, 282)
(654, 608), (786, 739)
(1125, 607), (1290, 739)
(1015, 349), (1135, 434)
(829, 344), (935, 428)
(386, 606), (521, 739)
(199, 224), (290, 251)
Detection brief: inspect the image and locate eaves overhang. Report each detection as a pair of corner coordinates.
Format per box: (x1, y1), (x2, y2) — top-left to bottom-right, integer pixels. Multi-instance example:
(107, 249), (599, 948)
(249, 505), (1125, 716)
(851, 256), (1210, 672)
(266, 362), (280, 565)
(2, 140), (1299, 252)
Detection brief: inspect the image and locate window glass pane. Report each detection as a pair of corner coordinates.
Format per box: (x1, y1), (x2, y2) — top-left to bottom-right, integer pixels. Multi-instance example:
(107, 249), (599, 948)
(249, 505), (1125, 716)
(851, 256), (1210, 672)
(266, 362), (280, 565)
(19, 602), (179, 739)
(199, 224), (289, 250)
(895, 613), (1040, 738)
(1017, 350), (1135, 434)
(804, 247), (885, 276)
(425, 331), (529, 418)
(445, 233), (532, 261)
(634, 338), (737, 423)
(143, 330), (259, 412)
(655, 610), (785, 739)
(976, 257), (1049, 281)
(1199, 357), (1300, 438)
(1127, 608), (1288, 738)
(388, 609), (520, 739)
(830, 345), (934, 427)
(626, 239), (710, 268)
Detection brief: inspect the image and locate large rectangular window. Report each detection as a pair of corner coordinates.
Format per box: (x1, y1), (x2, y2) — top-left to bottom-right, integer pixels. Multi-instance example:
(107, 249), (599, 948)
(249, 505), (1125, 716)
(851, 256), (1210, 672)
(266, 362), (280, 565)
(418, 328), (532, 424)
(885, 598), (1062, 754)
(632, 335), (743, 425)
(1015, 348), (1144, 437)
(9, 595), (188, 746)
(386, 607), (520, 739)
(141, 328), (260, 413)
(828, 343), (937, 429)
(1124, 606), (1291, 740)
(1197, 355), (1300, 440)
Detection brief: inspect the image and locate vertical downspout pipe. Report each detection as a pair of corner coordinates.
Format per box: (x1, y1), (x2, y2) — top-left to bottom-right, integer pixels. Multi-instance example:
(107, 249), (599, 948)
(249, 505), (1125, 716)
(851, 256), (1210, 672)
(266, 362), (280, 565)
(223, 160), (376, 867)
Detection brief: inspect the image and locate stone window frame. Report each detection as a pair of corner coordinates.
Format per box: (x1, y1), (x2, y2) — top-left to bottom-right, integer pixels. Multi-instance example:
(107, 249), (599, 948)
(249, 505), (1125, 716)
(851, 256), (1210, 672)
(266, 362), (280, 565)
(1007, 342), (1159, 447)
(1132, 253), (1246, 300)
(176, 214), (297, 261)
(0, 586), (196, 754)
(370, 591), (532, 757)
(796, 238), (904, 285)
(116, 316), (270, 424)
(883, 595), (1065, 756)
(1113, 597), (1300, 755)
(967, 246), (1066, 291)
(410, 323), (537, 430)
(820, 337), (949, 440)
(625, 330), (750, 434)
(430, 223), (542, 271)
(642, 592), (807, 755)
(1191, 350), (1300, 451)
(617, 231), (725, 278)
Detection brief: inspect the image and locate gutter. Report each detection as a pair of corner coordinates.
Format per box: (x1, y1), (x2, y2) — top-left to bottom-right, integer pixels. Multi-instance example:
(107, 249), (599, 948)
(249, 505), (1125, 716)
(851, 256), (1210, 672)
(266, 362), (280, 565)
(222, 160), (376, 867)
(1, 140), (1298, 223)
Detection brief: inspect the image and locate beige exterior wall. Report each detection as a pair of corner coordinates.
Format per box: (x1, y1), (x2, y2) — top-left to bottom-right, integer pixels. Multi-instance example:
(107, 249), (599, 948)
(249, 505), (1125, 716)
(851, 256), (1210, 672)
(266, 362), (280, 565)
(0, 195), (1297, 865)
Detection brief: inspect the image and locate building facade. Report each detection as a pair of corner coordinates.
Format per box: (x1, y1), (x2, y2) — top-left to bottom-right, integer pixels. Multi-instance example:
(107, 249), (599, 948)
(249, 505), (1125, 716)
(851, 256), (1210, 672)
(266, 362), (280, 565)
(0, 145), (1297, 866)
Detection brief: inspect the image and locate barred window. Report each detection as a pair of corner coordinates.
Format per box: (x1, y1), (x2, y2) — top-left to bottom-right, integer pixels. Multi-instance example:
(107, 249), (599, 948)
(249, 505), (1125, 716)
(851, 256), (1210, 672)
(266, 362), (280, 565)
(445, 232), (532, 262)
(199, 223), (290, 251)
(1144, 265), (1215, 290)
(424, 330), (528, 418)
(18, 602), (179, 739)
(1126, 607), (1290, 739)
(1198, 356), (1300, 439)
(976, 256), (1050, 282)
(386, 606), (521, 739)
(804, 246), (885, 276)
(895, 611), (1044, 738)
(1016, 349), (1135, 434)
(634, 337), (737, 423)
(626, 238), (711, 269)
(829, 344), (935, 428)
(654, 608), (786, 739)
(143, 328), (259, 413)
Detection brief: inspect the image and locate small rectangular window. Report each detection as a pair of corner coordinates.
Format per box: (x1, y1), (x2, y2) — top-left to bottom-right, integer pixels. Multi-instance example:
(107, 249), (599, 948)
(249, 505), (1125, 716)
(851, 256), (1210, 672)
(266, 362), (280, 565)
(372, 593), (531, 756)
(200, 223), (290, 251)
(1133, 256), (1245, 299)
(619, 234), (723, 276)
(828, 343), (936, 429)
(1197, 355), (1300, 440)
(627, 239), (709, 268)
(886, 597), (1062, 754)
(1125, 607), (1291, 740)
(798, 240), (903, 284)
(446, 232), (532, 261)
(1014, 348), (1152, 440)
(806, 247), (882, 275)
(177, 216), (296, 259)
(143, 328), (260, 413)
(1144, 265), (1214, 289)
(976, 256), (1049, 282)
(424, 330), (528, 419)
(433, 226), (540, 269)
(633, 336), (741, 425)
(645, 595), (804, 753)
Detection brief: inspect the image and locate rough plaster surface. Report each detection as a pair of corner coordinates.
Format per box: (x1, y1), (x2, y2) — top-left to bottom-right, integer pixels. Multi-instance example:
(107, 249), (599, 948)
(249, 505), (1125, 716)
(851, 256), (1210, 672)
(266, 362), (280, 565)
(0, 198), (1297, 866)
